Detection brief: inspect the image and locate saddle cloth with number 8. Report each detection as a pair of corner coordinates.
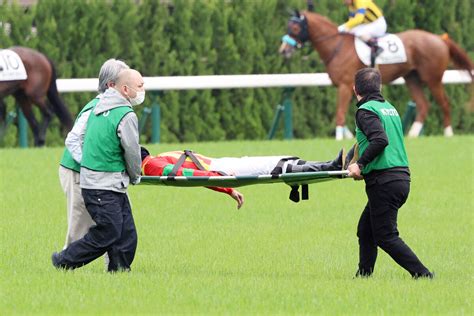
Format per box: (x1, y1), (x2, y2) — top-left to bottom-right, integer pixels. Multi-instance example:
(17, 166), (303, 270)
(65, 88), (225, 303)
(355, 34), (407, 66)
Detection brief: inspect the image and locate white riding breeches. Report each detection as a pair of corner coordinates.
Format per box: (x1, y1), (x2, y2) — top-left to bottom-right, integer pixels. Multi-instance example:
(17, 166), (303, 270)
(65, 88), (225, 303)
(209, 156), (300, 176)
(349, 17), (387, 39)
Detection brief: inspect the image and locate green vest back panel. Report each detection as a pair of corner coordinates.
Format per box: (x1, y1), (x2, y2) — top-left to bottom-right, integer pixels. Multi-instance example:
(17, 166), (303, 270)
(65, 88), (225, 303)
(355, 100), (409, 174)
(59, 98), (100, 172)
(81, 106), (133, 172)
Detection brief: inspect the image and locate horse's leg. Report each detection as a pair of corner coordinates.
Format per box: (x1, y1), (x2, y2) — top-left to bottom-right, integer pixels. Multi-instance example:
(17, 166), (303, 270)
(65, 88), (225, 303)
(32, 96), (53, 146)
(335, 84), (354, 140)
(0, 98), (6, 139)
(14, 92), (42, 146)
(426, 81), (453, 136)
(404, 73), (430, 137)
(0, 98), (5, 121)
(0, 98), (6, 127)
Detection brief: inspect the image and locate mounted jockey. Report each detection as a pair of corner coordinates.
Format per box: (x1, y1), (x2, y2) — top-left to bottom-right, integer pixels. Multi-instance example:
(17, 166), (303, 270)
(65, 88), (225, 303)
(337, 0), (386, 67)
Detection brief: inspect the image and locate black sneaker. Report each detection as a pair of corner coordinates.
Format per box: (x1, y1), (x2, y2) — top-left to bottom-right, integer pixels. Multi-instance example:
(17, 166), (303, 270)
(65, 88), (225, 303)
(413, 271), (435, 280)
(51, 252), (68, 269)
(354, 268), (373, 278)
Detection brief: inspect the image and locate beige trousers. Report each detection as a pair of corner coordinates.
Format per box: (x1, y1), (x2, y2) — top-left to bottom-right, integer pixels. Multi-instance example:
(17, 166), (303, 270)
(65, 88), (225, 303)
(59, 166), (109, 266)
(59, 166), (94, 248)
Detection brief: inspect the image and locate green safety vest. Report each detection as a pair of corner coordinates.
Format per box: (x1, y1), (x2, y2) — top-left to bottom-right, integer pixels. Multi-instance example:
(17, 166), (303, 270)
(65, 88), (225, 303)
(81, 105), (133, 172)
(59, 98), (100, 172)
(355, 100), (409, 174)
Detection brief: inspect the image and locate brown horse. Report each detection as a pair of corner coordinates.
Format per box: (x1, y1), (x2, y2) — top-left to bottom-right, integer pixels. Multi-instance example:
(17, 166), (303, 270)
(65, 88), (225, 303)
(279, 10), (473, 139)
(0, 46), (73, 146)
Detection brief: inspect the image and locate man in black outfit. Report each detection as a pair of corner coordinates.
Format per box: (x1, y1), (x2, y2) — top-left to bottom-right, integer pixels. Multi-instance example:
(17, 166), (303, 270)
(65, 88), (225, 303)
(347, 68), (433, 279)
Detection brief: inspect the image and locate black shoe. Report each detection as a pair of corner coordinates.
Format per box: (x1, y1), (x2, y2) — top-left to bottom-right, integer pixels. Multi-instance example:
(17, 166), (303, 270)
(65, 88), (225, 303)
(354, 268), (373, 278)
(413, 271), (435, 279)
(51, 252), (68, 269)
(107, 267), (131, 273)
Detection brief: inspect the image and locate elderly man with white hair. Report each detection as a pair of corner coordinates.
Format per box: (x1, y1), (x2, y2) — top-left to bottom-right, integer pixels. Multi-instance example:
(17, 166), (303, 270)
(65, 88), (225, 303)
(53, 68), (145, 272)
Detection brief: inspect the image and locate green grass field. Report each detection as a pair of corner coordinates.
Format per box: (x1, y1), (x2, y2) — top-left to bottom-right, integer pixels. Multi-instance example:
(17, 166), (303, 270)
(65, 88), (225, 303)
(1, 136), (473, 314)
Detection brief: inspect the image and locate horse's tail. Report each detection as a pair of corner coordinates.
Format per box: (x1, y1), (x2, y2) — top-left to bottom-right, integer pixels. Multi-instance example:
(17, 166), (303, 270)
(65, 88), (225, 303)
(441, 34), (474, 112)
(46, 59), (74, 131)
(441, 33), (474, 78)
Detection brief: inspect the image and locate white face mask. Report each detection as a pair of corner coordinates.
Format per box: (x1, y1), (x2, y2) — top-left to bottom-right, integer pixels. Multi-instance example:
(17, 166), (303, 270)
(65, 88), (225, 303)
(129, 90), (145, 106)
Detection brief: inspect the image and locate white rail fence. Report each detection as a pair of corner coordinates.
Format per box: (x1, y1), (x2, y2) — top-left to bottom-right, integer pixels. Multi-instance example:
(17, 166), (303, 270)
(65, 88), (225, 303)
(57, 70), (472, 92)
(55, 69), (472, 143)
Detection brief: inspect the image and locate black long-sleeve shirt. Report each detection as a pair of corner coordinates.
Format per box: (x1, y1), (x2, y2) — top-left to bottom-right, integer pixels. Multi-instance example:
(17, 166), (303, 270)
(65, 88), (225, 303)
(355, 92), (410, 186)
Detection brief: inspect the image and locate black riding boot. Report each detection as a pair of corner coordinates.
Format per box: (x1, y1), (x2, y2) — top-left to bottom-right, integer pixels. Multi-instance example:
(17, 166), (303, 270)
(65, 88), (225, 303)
(367, 38), (383, 67)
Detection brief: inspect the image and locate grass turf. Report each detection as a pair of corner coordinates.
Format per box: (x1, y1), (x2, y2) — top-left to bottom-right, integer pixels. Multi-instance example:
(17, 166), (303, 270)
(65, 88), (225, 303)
(0, 136), (472, 314)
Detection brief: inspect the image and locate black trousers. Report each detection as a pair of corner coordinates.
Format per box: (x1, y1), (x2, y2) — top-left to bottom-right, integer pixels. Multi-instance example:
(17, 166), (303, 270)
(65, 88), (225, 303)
(357, 180), (430, 276)
(59, 189), (137, 271)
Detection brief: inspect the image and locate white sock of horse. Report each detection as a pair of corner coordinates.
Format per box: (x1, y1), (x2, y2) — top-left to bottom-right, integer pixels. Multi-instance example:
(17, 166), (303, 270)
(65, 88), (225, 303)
(343, 126), (354, 139)
(336, 126), (344, 141)
(444, 126), (454, 137)
(408, 121), (423, 137)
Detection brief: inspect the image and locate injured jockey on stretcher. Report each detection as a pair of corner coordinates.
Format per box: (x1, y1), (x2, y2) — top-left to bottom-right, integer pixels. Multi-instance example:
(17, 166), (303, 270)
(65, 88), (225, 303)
(140, 147), (349, 209)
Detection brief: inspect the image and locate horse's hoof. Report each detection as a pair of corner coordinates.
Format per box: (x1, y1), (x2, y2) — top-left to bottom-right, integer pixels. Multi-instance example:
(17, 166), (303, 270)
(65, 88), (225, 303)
(408, 121), (423, 137)
(335, 126), (344, 141)
(335, 126), (354, 140)
(343, 126), (354, 139)
(444, 126), (454, 137)
(35, 140), (46, 147)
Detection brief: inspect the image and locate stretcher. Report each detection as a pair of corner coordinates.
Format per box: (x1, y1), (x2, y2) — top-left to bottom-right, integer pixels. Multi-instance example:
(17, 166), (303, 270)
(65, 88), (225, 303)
(140, 170), (349, 202)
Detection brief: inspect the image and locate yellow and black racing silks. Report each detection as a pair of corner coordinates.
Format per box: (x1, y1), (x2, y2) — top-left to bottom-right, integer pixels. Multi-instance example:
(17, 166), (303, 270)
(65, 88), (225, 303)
(344, 0), (383, 30)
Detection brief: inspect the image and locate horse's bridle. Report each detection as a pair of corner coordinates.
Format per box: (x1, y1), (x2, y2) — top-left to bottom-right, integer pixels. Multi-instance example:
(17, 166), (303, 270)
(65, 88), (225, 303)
(286, 16), (347, 66)
(287, 16), (310, 46)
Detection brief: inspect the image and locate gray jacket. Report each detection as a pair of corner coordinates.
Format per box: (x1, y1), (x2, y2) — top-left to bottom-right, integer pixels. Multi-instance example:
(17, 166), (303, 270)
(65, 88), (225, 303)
(79, 88), (141, 193)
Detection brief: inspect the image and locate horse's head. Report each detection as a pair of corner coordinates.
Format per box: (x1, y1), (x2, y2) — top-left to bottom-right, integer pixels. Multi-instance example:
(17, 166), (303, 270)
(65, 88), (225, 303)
(279, 10), (309, 59)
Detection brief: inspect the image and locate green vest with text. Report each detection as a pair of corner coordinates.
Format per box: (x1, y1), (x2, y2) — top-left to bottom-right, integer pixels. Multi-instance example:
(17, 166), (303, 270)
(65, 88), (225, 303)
(81, 105), (133, 172)
(59, 98), (100, 172)
(355, 100), (408, 174)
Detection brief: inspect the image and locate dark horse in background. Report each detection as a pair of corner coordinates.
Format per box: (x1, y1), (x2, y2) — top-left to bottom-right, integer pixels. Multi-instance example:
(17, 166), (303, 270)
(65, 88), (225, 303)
(0, 46), (73, 146)
(279, 7), (473, 140)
